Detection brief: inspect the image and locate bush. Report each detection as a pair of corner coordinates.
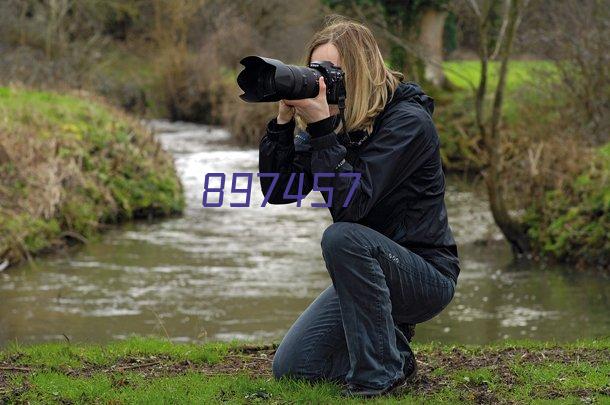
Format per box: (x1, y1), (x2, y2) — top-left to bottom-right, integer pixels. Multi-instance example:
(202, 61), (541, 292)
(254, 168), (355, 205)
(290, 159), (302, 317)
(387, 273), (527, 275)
(523, 143), (610, 269)
(0, 86), (185, 267)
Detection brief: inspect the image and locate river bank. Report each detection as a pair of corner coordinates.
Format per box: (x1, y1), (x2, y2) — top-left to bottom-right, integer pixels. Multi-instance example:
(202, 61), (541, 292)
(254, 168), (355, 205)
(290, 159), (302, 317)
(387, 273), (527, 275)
(1, 336), (608, 403)
(0, 87), (184, 269)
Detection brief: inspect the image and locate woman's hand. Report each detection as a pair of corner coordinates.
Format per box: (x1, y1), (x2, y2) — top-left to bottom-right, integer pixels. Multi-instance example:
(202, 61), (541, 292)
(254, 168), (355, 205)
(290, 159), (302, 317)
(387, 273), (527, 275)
(276, 100), (295, 124)
(284, 77), (330, 124)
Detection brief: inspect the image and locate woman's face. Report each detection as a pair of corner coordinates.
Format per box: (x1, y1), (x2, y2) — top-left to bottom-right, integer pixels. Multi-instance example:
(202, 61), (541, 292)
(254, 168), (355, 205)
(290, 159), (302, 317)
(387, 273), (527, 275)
(311, 43), (341, 115)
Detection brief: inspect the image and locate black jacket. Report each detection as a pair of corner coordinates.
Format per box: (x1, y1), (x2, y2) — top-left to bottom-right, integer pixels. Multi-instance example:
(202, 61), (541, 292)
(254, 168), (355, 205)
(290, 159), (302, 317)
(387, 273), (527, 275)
(258, 81), (460, 282)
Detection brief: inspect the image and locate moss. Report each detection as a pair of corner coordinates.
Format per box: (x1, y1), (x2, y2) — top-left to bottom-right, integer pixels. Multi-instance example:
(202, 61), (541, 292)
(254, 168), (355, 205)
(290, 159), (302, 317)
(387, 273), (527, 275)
(0, 86), (185, 267)
(0, 215), (62, 255)
(523, 143), (610, 269)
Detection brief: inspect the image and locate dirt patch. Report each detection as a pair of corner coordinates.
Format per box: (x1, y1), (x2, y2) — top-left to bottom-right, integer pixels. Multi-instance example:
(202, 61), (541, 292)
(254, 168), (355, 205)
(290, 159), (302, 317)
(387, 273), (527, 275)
(407, 346), (609, 403)
(45, 346), (278, 381)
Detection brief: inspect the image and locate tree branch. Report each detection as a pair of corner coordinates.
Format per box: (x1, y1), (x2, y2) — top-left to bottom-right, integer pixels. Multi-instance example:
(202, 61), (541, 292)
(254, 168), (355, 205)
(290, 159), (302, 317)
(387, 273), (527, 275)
(490, 0), (510, 60)
(467, 0), (482, 18)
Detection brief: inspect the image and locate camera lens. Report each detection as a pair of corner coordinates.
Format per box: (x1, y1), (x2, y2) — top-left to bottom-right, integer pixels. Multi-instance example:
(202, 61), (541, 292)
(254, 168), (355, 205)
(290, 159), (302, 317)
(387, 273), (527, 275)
(259, 70), (276, 98)
(237, 56), (342, 103)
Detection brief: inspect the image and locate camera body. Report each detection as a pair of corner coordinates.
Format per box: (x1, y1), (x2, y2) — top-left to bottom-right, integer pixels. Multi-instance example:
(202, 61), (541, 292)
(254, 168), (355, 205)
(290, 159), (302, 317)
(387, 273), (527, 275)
(237, 55), (346, 104)
(308, 60), (346, 105)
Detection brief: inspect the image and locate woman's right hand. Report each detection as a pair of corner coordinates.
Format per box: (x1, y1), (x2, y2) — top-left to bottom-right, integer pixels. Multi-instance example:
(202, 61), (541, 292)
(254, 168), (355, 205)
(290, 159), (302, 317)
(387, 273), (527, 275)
(277, 100), (295, 124)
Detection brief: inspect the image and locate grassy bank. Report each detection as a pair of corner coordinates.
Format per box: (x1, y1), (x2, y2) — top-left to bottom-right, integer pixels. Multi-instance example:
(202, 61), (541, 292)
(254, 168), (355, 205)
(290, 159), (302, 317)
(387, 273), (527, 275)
(438, 61), (609, 269)
(1, 337), (608, 403)
(0, 87), (185, 268)
(523, 143), (610, 270)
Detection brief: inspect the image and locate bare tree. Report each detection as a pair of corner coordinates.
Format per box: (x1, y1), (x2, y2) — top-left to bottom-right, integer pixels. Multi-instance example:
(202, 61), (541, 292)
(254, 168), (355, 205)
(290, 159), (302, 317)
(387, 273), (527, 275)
(417, 6), (449, 86)
(45, 0), (72, 58)
(151, 0), (207, 120)
(524, 0), (609, 145)
(468, 0), (531, 255)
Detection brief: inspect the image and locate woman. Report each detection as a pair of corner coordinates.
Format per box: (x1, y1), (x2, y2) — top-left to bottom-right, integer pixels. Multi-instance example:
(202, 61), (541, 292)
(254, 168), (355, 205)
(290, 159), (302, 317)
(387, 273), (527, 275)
(258, 16), (460, 397)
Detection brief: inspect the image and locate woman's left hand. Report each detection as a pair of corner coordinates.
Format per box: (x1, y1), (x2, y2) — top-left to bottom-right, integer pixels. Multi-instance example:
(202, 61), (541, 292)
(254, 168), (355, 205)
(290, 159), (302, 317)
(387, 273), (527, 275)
(283, 77), (330, 124)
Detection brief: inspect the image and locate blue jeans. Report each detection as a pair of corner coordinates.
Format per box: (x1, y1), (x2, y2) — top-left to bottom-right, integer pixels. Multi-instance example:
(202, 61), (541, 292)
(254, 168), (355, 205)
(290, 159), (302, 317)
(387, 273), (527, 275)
(272, 222), (456, 392)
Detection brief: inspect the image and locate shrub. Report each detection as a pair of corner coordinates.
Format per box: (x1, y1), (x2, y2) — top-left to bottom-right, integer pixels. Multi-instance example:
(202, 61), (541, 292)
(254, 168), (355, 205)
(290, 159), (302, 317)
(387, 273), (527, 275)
(523, 143), (609, 269)
(0, 86), (185, 267)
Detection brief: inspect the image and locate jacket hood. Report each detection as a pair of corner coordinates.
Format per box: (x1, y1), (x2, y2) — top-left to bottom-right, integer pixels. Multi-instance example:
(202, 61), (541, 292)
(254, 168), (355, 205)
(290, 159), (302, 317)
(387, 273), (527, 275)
(386, 81), (435, 116)
(333, 81), (435, 144)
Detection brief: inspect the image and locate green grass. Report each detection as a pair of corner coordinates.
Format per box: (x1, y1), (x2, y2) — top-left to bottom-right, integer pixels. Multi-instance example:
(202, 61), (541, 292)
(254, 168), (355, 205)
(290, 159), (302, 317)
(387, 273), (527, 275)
(1, 336), (232, 369)
(443, 60), (556, 93)
(0, 87), (185, 267)
(442, 60), (556, 124)
(1, 337), (608, 404)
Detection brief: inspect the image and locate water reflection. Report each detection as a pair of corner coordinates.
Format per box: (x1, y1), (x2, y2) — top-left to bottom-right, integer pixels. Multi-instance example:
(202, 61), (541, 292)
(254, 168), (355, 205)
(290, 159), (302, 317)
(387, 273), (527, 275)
(0, 121), (608, 345)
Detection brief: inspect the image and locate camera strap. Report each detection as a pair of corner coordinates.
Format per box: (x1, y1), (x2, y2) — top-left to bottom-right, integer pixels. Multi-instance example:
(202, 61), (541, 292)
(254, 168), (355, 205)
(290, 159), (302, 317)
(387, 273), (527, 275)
(337, 94), (351, 144)
(338, 94), (373, 148)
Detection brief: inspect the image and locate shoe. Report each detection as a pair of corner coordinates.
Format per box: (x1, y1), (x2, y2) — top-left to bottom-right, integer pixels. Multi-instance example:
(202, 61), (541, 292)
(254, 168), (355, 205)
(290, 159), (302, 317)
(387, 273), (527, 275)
(340, 349), (418, 398)
(399, 322), (416, 343)
(406, 323), (416, 342)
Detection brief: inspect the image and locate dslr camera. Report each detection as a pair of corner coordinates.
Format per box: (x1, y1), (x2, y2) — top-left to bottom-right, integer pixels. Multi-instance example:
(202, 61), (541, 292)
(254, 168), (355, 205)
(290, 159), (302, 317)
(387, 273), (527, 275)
(237, 55), (346, 104)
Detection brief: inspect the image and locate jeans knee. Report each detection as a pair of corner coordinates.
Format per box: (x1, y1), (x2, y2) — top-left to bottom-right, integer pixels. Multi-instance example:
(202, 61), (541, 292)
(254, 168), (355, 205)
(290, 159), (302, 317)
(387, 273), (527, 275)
(272, 352), (287, 380)
(321, 222), (359, 254)
(272, 344), (298, 380)
(272, 342), (322, 382)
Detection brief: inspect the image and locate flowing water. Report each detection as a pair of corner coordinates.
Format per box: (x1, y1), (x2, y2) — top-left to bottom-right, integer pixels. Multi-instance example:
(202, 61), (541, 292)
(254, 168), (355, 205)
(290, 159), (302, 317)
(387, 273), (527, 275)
(1, 121), (608, 346)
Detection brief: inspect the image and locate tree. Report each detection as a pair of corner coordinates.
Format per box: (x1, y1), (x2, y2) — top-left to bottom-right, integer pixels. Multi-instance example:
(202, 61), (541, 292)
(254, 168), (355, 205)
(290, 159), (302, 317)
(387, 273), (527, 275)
(416, 4), (449, 86)
(324, 0), (450, 87)
(468, 0), (531, 255)
(524, 0), (609, 145)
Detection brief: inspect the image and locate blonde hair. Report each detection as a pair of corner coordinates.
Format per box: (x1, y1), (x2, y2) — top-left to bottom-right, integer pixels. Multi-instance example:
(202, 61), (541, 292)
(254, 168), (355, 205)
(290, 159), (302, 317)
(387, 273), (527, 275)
(295, 15), (404, 134)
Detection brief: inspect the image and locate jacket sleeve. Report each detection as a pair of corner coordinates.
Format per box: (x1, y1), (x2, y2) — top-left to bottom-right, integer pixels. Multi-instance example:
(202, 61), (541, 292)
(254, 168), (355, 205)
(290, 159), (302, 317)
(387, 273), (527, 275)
(309, 105), (437, 222)
(258, 117), (314, 204)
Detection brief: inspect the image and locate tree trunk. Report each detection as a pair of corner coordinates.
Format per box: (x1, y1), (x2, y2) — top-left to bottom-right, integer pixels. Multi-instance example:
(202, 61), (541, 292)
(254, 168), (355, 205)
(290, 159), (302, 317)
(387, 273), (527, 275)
(417, 8), (447, 87)
(472, 0), (531, 256)
(486, 0), (531, 255)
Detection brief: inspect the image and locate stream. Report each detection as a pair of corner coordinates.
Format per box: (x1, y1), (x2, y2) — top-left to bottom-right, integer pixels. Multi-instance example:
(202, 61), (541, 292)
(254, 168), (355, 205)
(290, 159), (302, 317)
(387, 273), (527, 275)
(1, 120), (608, 346)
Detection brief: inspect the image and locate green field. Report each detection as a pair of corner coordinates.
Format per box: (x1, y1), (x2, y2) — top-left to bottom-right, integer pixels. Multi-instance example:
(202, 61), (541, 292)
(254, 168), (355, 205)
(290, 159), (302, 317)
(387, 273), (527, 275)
(1, 337), (608, 404)
(443, 60), (556, 93)
(438, 60), (558, 127)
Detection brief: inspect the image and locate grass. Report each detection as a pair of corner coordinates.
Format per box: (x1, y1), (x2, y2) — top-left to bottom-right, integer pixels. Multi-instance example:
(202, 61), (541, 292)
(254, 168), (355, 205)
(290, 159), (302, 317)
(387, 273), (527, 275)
(0, 86), (185, 268)
(442, 60), (556, 94)
(1, 337), (608, 404)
